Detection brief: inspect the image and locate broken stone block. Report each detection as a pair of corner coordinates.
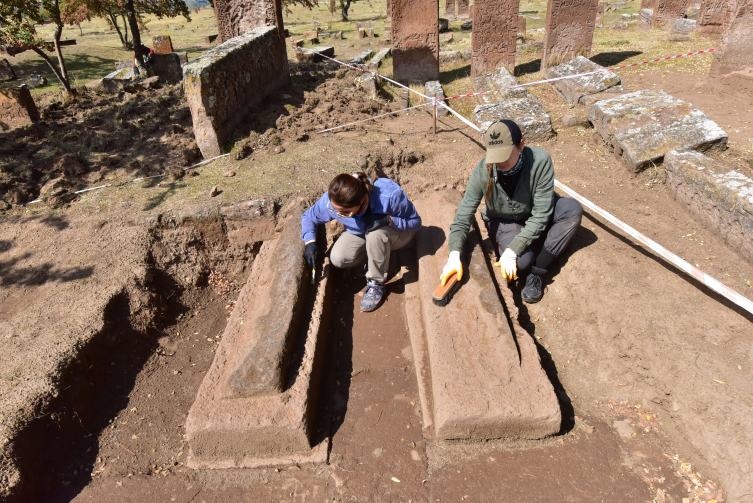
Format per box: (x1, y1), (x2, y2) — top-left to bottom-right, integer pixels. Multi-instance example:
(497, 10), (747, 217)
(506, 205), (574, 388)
(152, 35), (174, 54)
(461, 20), (472, 30)
(358, 27), (366, 39)
(472, 66), (528, 104)
(671, 18), (696, 33)
(545, 56), (623, 105)
(405, 190), (561, 440)
(295, 45), (334, 63)
(638, 8), (653, 29)
(621, 13), (631, 20)
(187, 215), (334, 468)
(441, 32), (454, 43)
(355, 72), (381, 100)
(541, 0), (598, 71)
(366, 47), (391, 71)
(439, 17), (450, 32)
(473, 98), (554, 142)
(424, 80), (448, 117)
(664, 150), (753, 264)
(391, 0), (440, 83)
(206, 34), (219, 43)
(183, 26), (289, 158)
(587, 89), (728, 172)
(0, 59), (16, 81)
(439, 50), (462, 65)
(152, 53), (182, 84)
(611, 22), (629, 29)
(350, 49), (374, 65)
(0, 87), (39, 131)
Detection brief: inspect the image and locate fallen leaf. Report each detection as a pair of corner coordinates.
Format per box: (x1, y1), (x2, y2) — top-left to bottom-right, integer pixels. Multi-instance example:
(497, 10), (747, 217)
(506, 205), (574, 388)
(712, 379), (726, 384)
(391, 477), (400, 483)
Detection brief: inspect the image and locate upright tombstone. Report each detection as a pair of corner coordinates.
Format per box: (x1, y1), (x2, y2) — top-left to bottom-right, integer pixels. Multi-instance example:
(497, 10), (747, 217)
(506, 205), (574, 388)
(518, 15), (527, 34)
(471, 0), (520, 77)
(0, 88), (39, 130)
(457, 0), (470, 18)
(697, 0), (726, 33)
(708, 0), (753, 103)
(391, 0), (440, 83)
(595, 2), (606, 25)
(540, 0), (598, 72)
(213, 0), (285, 44)
(651, 0), (690, 28)
(446, 0), (457, 19)
(387, 0), (392, 20)
(152, 35), (174, 54)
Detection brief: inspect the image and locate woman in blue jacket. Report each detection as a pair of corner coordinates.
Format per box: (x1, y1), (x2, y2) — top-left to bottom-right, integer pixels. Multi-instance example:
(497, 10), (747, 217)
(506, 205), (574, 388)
(301, 172), (422, 312)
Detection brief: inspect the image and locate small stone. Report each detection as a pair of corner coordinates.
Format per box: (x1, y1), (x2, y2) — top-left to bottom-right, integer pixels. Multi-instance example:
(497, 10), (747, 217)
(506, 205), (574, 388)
(611, 22), (629, 30)
(273, 146), (286, 154)
(209, 186), (220, 197)
(461, 20), (472, 30)
(561, 114), (579, 126)
(223, 170), (235, 177)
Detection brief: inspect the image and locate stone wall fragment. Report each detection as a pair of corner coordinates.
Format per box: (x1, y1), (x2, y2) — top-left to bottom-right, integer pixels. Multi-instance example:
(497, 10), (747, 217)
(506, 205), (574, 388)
(541, 0), (598, 71)
(391, 0), (440, 83)
(183, 26), (289, 158)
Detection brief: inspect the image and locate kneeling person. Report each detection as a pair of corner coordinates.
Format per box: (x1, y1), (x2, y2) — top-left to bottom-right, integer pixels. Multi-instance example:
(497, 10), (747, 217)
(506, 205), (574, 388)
(302, 172), (422, 312)
(441, 120), (583, 303)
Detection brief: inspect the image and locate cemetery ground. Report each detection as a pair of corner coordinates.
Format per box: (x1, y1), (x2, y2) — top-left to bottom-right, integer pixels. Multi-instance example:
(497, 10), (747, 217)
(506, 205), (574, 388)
(2, 1), (753, 502)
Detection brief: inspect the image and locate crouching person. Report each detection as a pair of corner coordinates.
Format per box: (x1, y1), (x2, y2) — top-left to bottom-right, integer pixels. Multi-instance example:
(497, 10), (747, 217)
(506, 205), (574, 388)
(301, 172), (422, 312)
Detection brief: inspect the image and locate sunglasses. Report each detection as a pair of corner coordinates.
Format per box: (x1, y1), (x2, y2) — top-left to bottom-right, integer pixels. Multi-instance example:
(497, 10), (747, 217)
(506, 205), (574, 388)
(328, 196), (368, 218)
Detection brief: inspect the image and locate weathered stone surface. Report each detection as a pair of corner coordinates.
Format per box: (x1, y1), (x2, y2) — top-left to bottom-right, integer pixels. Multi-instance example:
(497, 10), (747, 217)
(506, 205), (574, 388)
(213, 0), (284, 44)
(152, 53), (182, 84)
(546, 55), (623, 104)
(541, 0), (598, 70)
(518, 14), (527, 34)
(425, 80), (448, 116)
(461, 20), (472, 30)
(183, 26), (289, 158)
(355, 72), (381, 100)
(708, 0), (753, 103)
(686, 5), (700, 18)
(611, 21), (629, 29)
(473, 99), (554, 141)
(0, 87), (39, 131)
(472, 66), (528, 104)
(697, 0), (725, 33)
(187, 219), (334, 467)
(229, 213), (305, 397)
(441, 32), (454, 43)
(0, 59), (16, 81)
(471, 0), (520, 76)
(664, 150), (753, 264)
(153, 35), (174, 54)
(588, 89), (728, 172)
(439, 17), (450, 31)
(446, 0), (456, 19)
(391, 0), (440, 83)
(651, 0), (689, 27)
(220, 198), (277, 246)
(295, 45), (334, 63)
(595, 2), (606, 24)
(366, 47), (391, 70)
(350, 49), (374, 64)
(358, 27), (366, 38)
(457, 0), (470, 18)
(671, 18), (696, 33)
(439, 50), (462, 64)
(405, 191), (561, 440)
(638, 7), (653, 29)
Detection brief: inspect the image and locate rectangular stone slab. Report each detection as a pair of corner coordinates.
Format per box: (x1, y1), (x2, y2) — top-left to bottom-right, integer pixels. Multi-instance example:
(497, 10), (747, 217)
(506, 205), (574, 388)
(472, 97), (554, 142)
(545, 55), (623, 104)
(0, 87), (39, 130)
(186, 235), (334, 467)
(183, 26), (289, 158)
(391, 0), (440, 83)
(471, 0), (520, 76)
(664, 150), (753, 265)
(541, 0), (598, 70)
(588, 89), (728, 172)
(405, 190), (561, 440)
(472, 66), (529, 105)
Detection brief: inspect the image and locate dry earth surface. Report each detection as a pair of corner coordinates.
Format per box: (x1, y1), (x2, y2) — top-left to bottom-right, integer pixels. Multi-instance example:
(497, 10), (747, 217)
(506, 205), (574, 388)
(1, 2), (753, 502)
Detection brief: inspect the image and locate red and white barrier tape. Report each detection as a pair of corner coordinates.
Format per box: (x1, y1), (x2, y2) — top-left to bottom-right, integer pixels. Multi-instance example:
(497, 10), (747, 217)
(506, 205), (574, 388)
(318, 102), (431, 133)
(440, 48), (716, 102)
(25, 153), (230, 206)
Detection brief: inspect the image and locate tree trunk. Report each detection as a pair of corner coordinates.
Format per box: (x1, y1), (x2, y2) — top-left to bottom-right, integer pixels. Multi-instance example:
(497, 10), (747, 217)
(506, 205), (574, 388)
(78, 23), (83, 35)
(122, 13), (131, 48)
(31, 46), (71, 93)
(124, 0), (142, 51)
(341, 0), (352, 20)
(109, 12), (128, 49)
(52, 23), (71, 89)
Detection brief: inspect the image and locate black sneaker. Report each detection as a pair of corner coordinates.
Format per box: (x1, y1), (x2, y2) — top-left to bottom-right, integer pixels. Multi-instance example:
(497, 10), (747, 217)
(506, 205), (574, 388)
(522, 273), (544, 304)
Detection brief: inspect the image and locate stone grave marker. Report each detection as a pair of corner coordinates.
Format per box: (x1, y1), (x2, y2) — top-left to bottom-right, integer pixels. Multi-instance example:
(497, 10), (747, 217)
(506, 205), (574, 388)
(697, 0), (726, 33)
(391, 0), (440, 83)
(152, 53), (182, 83)
(651, 0), (690, 28)
(213, 0), (285, 44)
(1, 87), (40, 130)
(708, 0), (753, 103)
(638, 7), (653, 28)
(457, 0), (470, 18)
(471, 0), (520, 77)
(518, 15), (527, 34)
(446, 0), (457, 19)
(541, 0), (599, 71)
(595, 2), (606, 25)
(152, 35), (173, 54)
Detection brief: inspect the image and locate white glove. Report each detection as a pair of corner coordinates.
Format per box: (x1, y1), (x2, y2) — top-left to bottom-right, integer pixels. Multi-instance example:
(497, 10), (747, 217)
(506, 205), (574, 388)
(495, 248), (518, 282)
(440, 250), (463, 286)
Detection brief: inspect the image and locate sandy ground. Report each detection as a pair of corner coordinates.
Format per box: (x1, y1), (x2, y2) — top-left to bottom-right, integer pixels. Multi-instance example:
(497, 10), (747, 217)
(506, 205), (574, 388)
(1, 10), (753, 503)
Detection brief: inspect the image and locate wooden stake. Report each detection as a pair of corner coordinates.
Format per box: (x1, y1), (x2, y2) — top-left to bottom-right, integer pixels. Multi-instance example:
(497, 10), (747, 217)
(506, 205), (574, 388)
(433, 93), (437, 134)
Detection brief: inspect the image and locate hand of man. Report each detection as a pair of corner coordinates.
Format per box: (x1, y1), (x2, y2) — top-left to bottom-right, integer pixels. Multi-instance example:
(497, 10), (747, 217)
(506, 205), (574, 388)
(304, 241), (319, 269)
(363, 213), (391, 233)
(440, 250), (463, 286)
(494, 248), (517, 282)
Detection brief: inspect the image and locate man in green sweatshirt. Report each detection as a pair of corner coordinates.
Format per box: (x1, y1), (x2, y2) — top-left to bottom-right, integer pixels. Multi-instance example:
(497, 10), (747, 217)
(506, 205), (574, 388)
(440, 119), (583, 303)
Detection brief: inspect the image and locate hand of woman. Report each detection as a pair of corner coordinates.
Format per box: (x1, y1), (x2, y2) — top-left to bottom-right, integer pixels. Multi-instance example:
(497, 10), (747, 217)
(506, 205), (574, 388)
(494, 248), (517, 282)
(304, 242), (319, 269)
(440, 251), (463, 286)
(363, 213), (391, 233)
